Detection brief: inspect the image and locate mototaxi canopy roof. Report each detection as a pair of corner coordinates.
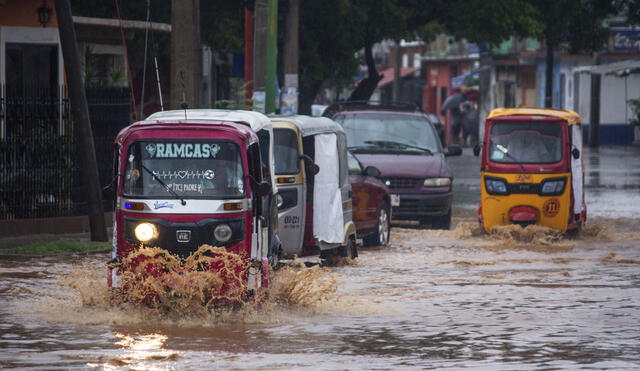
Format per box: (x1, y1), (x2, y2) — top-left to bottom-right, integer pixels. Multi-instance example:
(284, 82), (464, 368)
(487, 108), (583, 125)
(269, 115), (345, 137)
(147, 109), (272, 133)
(146, 109), (276, 193)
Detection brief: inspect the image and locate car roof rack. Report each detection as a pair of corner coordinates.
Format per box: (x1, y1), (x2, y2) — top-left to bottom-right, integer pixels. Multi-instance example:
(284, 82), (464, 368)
(323, 100), (422, 117)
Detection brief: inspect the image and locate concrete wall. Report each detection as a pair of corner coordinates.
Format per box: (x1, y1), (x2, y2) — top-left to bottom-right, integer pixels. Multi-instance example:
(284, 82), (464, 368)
(0, 213), (113, 238)
(574, 71), (640, 145)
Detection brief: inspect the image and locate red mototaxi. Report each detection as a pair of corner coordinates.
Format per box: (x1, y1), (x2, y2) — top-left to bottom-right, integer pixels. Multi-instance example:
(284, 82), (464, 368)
(108, 118), (273, 299)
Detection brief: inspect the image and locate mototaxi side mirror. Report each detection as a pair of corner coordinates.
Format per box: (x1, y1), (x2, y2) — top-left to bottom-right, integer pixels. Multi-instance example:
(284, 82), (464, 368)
(257, 181), (272, 197)
(299, 154), (320, 175)
(572, 148), (580, 159)
(276, 193), (284, 208)
(445, 145), (463, 157)
(473, 143), (481, 156)
(363, 165), (381, 178)
(309, 164), (320, 175)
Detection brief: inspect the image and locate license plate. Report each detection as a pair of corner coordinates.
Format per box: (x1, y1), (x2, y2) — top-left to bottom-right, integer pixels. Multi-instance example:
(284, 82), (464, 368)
(391, 194), (400, 207)
(176, 230), (191, 243)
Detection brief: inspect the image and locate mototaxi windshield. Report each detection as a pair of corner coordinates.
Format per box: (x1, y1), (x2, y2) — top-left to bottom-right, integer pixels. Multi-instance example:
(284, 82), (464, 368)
(489, 122), (563, 164)
(123, 140), (245, 199)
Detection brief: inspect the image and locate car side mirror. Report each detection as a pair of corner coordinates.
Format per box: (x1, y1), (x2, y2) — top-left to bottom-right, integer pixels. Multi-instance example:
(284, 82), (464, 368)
(363, 166), (381, 177)
(445, 145), (463, 157)
(572, 148), (580, 159)
(473, 143), (481, 156)
(257, 181), (272, 197)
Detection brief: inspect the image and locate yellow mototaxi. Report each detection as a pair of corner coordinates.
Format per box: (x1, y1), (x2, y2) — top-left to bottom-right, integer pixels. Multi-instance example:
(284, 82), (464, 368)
(475, 108), (586, 233)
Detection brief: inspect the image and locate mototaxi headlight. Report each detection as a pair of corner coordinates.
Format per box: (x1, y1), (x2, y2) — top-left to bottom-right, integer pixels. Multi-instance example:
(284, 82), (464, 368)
(214, 224), (233, 243)
(423, 177), (451, 187)
(485, 178), (508, 195)
(540, 179), (566, 195)
(134, 222), (157, 242)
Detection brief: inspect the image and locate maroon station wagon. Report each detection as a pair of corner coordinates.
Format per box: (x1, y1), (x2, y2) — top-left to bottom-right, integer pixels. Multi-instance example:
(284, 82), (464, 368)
(348, 151), (391, 247)
(327, 103), (462, 229)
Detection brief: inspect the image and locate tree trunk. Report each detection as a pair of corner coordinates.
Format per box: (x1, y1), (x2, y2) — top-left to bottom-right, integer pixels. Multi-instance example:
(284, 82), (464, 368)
(170, 0), (201, 109)
(347, 38), (383, 102)
(298, 78), (323, 115)
(544, 38), (554, 108)
(55, 0), (107, 241)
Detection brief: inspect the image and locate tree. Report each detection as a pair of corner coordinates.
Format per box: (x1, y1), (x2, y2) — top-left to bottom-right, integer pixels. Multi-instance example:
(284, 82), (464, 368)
(296, 0), (543, 111)
(524, 0), (618, 107)
(298, 0), (365, 113)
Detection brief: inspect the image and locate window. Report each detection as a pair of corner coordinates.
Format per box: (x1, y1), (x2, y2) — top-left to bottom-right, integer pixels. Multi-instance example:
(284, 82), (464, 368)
(274, 128), (300, 174)
(347, 152), (362, 175)
(489, 122), (563, 164)
(336, 113), (440, 154)
(124, 140), (244, 199)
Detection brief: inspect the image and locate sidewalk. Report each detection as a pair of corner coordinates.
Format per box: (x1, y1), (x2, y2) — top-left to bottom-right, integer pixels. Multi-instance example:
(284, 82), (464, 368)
(0, 213), (113, 250)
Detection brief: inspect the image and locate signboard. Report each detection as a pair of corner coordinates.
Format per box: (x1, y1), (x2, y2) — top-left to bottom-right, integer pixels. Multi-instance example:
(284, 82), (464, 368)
(613, 29), (640, 52)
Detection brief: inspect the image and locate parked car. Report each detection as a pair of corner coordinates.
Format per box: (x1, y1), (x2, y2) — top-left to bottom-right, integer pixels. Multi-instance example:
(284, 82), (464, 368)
(348, 151), (391, 247)
(326, 102), (462, 229)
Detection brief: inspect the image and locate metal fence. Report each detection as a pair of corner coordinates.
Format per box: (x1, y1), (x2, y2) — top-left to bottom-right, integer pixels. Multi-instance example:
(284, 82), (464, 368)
(0, 85), (131, 220)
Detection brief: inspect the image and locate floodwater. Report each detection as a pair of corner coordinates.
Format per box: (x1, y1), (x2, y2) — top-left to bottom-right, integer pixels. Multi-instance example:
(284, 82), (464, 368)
(2, 146), (640, 370)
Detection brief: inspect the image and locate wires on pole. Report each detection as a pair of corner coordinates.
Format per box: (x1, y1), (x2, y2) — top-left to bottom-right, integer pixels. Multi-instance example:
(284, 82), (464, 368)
(114, 0), (138, 121)
(139, 0), (151, 119)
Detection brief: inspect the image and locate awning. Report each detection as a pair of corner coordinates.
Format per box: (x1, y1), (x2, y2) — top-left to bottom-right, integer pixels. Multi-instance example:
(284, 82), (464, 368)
(376, 67), (420, 87)
(573, 59), (640, 77)
(72, 16), (171, 32)
(451, 69), (480, 88)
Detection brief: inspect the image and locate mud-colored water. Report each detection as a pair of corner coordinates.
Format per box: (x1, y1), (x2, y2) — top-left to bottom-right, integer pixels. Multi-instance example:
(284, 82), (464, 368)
(2, 216), (640, 369)
(3, 147), (640, 369)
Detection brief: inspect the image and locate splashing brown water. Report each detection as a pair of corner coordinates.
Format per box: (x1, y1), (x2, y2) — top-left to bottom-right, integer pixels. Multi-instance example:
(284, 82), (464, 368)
(114, 245), (249, 317)
(41, 246), (346, 326)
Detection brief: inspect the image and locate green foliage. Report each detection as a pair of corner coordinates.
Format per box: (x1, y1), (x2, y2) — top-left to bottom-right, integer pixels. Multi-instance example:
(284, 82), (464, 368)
(443, 0), (542, 46)
(2, 240), (111, 256)
(526, 0), (617, 51)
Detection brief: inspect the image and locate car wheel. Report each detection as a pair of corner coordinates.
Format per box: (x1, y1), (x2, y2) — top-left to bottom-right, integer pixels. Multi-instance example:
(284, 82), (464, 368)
(432, 208), (452, 230)
(363, 202), (390, 247)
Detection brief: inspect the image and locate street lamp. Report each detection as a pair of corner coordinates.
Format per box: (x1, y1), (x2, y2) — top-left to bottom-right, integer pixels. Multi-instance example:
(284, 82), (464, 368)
(37, 0), (52, 28)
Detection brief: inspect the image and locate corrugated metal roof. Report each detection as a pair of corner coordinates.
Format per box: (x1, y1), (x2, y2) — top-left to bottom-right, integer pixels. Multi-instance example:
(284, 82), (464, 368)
(573, 59), (640, 76)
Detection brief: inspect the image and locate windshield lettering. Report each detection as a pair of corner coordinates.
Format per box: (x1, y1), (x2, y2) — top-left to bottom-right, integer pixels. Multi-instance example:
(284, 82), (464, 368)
(145, 142), (220, 159)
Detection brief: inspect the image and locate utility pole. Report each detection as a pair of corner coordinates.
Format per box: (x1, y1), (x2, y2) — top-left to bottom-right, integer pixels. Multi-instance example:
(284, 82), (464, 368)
(54, 0), (107, 242)
(589, 73), (601, 147)
(282, 0), (299, 114)
(253, 0), (267, 113)
(170, 0), (201, 109)
(544, 39), (554, 108)
(244, 6), (254, 104)
(392, 40), (402, 102)
(265, 0), (278, 114)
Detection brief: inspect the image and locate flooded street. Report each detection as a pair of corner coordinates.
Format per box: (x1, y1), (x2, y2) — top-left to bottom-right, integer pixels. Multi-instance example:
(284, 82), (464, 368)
(2, 147), (640, 370)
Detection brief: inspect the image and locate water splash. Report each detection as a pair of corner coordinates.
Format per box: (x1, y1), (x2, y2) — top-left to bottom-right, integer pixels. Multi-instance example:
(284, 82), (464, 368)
(28, 247), (350, 326)
(113, 245), (249, 316)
